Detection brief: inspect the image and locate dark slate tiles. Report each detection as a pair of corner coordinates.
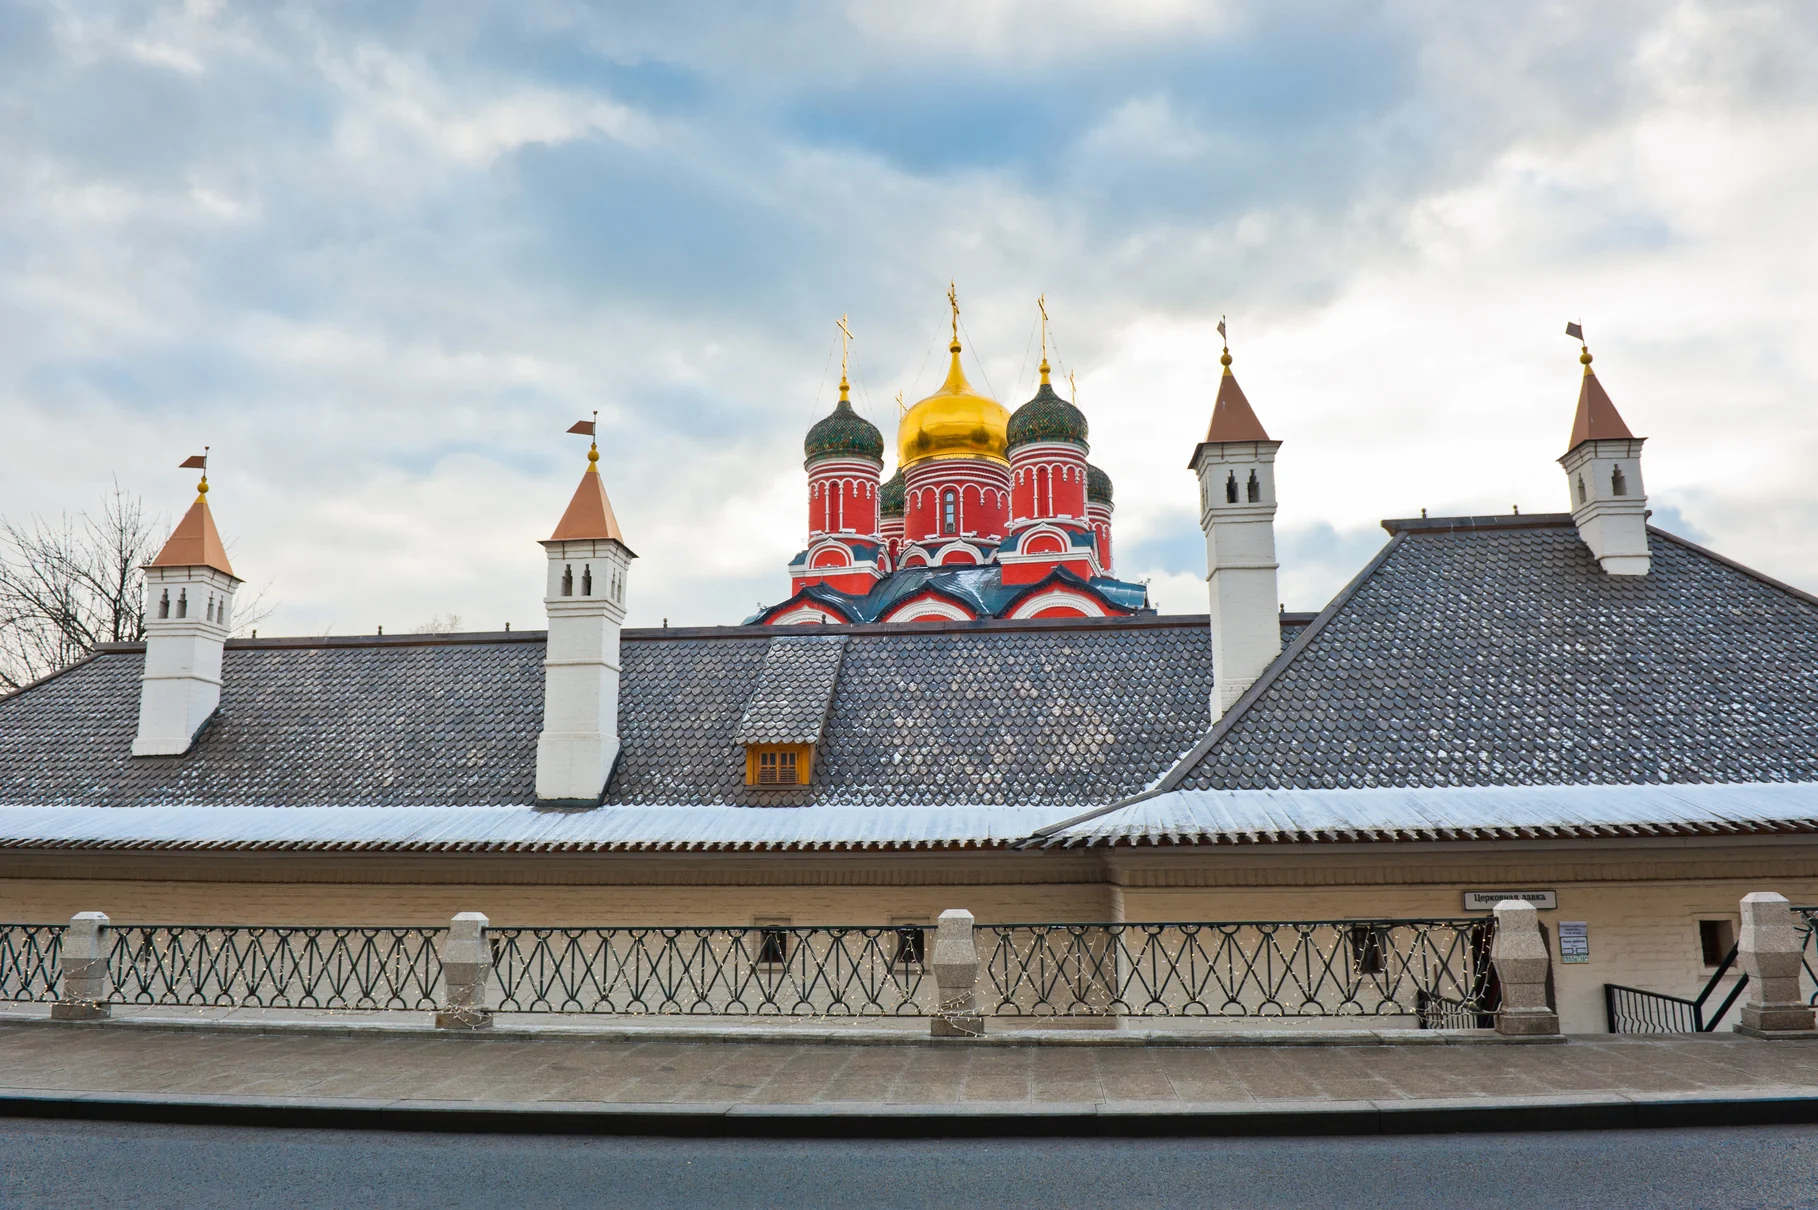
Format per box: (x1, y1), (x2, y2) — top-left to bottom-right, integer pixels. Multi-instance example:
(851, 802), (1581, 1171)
(0, 622), (1217, 810)
(732, 637), (848, 745)
(0, 640), (547, 807)
(1176, 525), (1818, 790)
(609, 623), (1215, 807)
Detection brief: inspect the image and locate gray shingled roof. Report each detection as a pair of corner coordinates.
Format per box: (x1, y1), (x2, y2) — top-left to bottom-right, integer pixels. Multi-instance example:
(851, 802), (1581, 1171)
(731, 636), (847, 745)
(1169, 518), (1818, 791)
(0, 617), (1217, 810)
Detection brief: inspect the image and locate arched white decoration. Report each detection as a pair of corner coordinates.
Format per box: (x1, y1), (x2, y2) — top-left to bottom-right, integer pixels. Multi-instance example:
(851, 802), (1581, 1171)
(1006, 588), (1108, 619)
(770, 605), (842, 625)
(883, 597), (974, 622)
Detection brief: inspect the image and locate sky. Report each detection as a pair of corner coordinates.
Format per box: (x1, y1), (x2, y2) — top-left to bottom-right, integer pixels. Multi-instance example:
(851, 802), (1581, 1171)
(2, 0), (1815, 634)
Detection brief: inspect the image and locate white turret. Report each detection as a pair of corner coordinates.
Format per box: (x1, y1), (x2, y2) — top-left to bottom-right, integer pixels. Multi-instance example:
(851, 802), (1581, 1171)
(535, 432), (635, 803)
(1190, 342), (1282, 719)
(133, 463), (241, 756)
(1558, 342), (1649, 576)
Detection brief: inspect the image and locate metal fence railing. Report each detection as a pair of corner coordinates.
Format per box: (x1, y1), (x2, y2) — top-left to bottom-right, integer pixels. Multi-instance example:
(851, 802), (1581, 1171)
(980, 920), (1498, 1020)
(2, 918), (1499, 1023)
(486, 926), (929, 1016)
(0, 924), (62, 1003)
(104, 926), (444, 1011)
(1799, 907), (1817, 1007)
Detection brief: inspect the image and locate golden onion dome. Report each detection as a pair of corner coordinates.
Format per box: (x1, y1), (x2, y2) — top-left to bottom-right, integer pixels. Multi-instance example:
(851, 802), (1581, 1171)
(897, 341), (1009, 468)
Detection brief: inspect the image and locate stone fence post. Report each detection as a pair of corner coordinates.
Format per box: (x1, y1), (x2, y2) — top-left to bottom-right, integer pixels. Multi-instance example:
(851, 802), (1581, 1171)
(435, 912), (494, 1030)
(1491, 900), (1559, 1036)
(930, 908), (983, 1037)
(52, 912), (111, 1021)
(1736, 892), (1817, 1037)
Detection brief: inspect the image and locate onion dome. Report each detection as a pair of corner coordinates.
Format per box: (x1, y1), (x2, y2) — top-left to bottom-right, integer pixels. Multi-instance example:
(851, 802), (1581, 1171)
(1007, 355), (1089, 452)
(879, 468), (906, 517)
(804, 393), (884, 467)
(1086, 462), (1113, 506)
(897, 337), (1009, 469)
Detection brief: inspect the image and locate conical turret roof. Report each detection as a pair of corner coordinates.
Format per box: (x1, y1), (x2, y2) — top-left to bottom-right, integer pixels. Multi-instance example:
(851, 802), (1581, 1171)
(151, 494), (236, 578)
(1566, 351), (1636, 449)
(1203, 350), (1270, 443)
(550, 449), (629, 546)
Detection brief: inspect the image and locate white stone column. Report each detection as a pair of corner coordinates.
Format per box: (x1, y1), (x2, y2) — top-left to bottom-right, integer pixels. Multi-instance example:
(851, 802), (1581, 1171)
(435, 912), (494, 1030)
(52, 912), (111, 1021)
(1491, 900), (1559, 1036)
(1736, 892), (1817, 1037)
(930, 909), (984, 1037)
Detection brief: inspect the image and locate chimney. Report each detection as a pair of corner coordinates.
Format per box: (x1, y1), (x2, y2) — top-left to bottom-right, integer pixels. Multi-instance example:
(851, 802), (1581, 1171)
(1558, 343), (1649, 575)
(133, 472), (241, 756)
(1189, 342), (1282, 719)
(536, 436), (635, 804)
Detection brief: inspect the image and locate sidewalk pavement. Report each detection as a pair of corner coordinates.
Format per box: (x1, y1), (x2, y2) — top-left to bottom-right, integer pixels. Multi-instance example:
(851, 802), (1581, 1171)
(3, 1017), (1818, 1137)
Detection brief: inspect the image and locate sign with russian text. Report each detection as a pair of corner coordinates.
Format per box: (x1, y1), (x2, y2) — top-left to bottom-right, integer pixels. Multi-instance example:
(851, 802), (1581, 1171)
(1558, 921), (1590, 963)
(1463, 890), (1557, 911)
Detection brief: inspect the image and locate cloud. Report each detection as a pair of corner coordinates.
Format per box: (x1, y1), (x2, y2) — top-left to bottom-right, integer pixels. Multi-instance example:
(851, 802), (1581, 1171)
(1, 0), (1816, 637)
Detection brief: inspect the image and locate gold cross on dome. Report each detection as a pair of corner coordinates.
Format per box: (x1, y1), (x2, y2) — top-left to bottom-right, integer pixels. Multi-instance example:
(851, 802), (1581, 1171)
(836, 314), (854, 382)
(1067, 369), (1078, 404)
(1037, 294), (1049, 361)
(947, 281), (960, 344)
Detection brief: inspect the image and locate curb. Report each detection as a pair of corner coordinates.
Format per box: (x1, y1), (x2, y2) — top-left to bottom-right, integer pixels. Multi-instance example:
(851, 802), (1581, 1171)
(0, 1014), (1567, 1049)
(2, 1088), (1816, 1139)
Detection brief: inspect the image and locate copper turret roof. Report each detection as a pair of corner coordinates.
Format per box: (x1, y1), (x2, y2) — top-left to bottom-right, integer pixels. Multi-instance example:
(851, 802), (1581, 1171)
(550, 455), (628, 545)
(1566, 352), (1636, 449)
(1203, 351), (1270, 443)
(151, 497), (236, 578)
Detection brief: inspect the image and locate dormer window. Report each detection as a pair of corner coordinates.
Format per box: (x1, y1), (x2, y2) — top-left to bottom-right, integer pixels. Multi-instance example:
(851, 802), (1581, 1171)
(746, 744), (811, 786)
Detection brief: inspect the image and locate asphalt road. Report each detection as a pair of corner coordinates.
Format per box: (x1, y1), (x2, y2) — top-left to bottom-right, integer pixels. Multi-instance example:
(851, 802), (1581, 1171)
(2, 1119), (1817, 1209)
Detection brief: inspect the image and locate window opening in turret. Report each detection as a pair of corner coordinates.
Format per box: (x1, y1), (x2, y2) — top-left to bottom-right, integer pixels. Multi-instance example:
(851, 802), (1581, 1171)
(561, 565), (574, 596)
(158, 589), (170, 619)
(1247, 469), (1261, 503)
(1576, 476), (1586, 505)
(176, 589), (187, 619)
(1611, 466), (1628, 497)
(582, 565), (593, 596)
(1225, 470), (1238, 504)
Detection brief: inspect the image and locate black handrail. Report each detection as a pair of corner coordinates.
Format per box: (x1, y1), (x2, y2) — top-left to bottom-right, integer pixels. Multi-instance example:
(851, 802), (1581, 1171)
(1605, 942), (1748, 1033)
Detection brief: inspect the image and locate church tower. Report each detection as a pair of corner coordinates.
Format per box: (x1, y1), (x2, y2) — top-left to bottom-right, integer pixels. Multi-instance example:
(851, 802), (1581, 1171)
(133, 454), (242, 756)
(1001, 305), (1098, 585)
(791, 318), (886, 596)
(896, 285), (1012, 568)
(1558, 333), (1650, 575)
(1190, 334), (1281, 719)
(536, 424), (635, 804)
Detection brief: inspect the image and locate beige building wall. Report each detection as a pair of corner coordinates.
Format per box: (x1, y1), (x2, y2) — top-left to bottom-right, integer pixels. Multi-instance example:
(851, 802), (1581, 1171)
(5, 837), (1815, 1034)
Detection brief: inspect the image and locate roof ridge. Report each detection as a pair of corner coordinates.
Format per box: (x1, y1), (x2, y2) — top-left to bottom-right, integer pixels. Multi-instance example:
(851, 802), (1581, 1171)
(1382, 513), (1574, 534)
(1021, 531), (1409, 845)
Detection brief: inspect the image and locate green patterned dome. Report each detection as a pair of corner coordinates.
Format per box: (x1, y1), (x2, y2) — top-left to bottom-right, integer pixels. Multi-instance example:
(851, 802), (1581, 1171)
(1006, 382), (1089, 451)
(879, 468), (906, 517)
(1086, 462), (1113, 506)
(804, 398), (885, 466)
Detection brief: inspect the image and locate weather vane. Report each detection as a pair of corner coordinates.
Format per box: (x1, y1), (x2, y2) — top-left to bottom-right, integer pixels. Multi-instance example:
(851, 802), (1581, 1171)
(179, 447), (210, 500)
(566, 411), (600, 467)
